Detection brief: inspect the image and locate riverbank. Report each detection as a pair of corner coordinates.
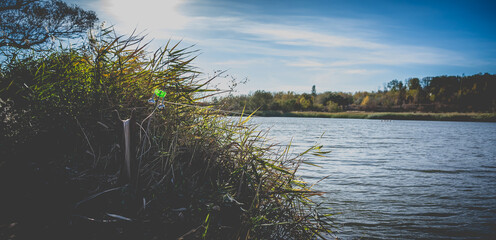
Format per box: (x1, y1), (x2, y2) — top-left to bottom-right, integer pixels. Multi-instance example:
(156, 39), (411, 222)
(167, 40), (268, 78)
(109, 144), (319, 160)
(254, 111), (496, 122)
(0, 31), (334, 239)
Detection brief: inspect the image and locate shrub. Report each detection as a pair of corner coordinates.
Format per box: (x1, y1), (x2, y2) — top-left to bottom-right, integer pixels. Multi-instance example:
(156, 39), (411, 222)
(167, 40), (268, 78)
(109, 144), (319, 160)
(0, 27), (334, 239)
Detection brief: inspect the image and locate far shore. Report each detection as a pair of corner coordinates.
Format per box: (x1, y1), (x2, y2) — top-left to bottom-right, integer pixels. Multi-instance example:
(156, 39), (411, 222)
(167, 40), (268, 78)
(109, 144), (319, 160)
(252, 111), (496, 122)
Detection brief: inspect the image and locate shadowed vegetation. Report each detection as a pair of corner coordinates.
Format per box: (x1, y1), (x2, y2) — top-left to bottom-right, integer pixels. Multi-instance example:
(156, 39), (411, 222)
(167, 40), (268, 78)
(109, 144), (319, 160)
(0, 25), (334, 239)
(0, 0), (98, 50)
(215, 74), (496, 114)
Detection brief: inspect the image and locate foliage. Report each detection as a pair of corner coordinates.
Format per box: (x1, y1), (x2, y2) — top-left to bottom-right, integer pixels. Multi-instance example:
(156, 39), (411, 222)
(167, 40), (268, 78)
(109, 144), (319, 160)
(216, 74), (496, 113)
(0, 26), (334, 239)
(0, 0), (97, 50)
(326, 101), (340, 112)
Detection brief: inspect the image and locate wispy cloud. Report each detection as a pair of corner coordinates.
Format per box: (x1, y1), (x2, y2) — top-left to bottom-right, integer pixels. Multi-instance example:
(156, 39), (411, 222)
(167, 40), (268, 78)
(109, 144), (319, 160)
(239, 24), (384, 49)
(342, 69), (386, 75)
(89, 0), (491, 93)
(211, 59), (267, 66)
(184, 16), (467, 68)
(98, 0), (468, 68)
(285, 59), (325, 68)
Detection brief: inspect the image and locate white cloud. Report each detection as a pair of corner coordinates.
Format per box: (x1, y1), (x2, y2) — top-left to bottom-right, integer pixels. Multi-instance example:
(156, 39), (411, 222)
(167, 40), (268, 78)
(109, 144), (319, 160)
(211, 59), (267, 66)
(286, 59), (325, 68)
(99, 0), (191, 34)
(239, 24), (384, 49)
(342, 69), (386, 75)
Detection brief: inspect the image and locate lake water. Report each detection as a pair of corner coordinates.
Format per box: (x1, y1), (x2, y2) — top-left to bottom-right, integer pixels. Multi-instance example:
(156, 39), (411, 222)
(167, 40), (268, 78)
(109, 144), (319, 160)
(249, 117), (496, 239)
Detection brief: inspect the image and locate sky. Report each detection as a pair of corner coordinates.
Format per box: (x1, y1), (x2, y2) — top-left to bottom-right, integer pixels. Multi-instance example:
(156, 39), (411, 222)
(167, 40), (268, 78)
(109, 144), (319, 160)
(67, 0), (496, 94)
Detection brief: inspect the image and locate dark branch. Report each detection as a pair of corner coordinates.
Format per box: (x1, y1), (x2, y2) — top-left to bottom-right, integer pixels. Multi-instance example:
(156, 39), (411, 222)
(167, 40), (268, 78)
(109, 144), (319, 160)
(0, 0), (98, 50)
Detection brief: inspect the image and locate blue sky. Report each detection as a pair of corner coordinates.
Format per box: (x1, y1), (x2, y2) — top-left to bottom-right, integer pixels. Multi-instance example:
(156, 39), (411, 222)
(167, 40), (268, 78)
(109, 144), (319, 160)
(69, 0), (496, 94)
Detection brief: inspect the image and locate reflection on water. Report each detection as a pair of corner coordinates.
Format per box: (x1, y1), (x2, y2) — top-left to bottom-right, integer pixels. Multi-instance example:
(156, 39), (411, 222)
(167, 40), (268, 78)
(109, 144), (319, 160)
(249, 117), (496, 239)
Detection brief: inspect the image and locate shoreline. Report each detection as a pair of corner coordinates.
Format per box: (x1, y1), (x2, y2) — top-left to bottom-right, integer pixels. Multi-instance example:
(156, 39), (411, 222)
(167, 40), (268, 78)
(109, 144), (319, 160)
(252, 111), (496, 122)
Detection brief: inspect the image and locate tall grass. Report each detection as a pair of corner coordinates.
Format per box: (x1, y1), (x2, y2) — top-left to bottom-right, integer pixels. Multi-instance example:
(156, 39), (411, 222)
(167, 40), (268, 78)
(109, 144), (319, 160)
(0, 27), (334, 239)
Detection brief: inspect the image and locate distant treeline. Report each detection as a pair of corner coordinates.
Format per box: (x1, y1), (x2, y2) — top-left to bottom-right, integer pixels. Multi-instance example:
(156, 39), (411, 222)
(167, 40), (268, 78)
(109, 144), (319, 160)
(214, 73), (496, 112)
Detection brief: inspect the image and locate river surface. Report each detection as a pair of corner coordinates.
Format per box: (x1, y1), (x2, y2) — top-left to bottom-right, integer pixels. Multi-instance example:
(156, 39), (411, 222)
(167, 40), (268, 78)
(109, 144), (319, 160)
(249, 117), (496, 239)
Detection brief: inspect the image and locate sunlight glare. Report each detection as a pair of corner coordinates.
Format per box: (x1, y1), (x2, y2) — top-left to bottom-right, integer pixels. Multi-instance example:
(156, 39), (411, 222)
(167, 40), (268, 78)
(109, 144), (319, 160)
(101, 0), (189, 33)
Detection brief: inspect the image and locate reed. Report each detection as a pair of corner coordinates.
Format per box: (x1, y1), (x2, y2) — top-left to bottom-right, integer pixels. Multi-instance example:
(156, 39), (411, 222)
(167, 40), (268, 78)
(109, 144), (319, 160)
(0, 26), (334, 239)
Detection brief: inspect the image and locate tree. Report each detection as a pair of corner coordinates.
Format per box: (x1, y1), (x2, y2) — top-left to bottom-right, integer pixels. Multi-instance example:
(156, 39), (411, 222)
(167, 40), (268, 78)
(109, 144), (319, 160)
(299, 93), (313, 110)
(311, 85), (316, 96)
(398, 81), (406, 105)
(387, 79), (401, 91)
(406, 78), (423, 105)
(428, 75), (459, 105)
(407, 78), (421, 90)
(250, 90), (273, 110)
(325, 101), (339, 112)
(0, 0), (97, 50)
(325, 92), (350, 106)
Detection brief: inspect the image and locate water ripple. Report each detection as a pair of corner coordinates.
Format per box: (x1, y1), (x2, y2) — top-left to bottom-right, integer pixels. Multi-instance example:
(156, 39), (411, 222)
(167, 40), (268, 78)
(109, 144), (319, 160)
(251, 117), (496, 239)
